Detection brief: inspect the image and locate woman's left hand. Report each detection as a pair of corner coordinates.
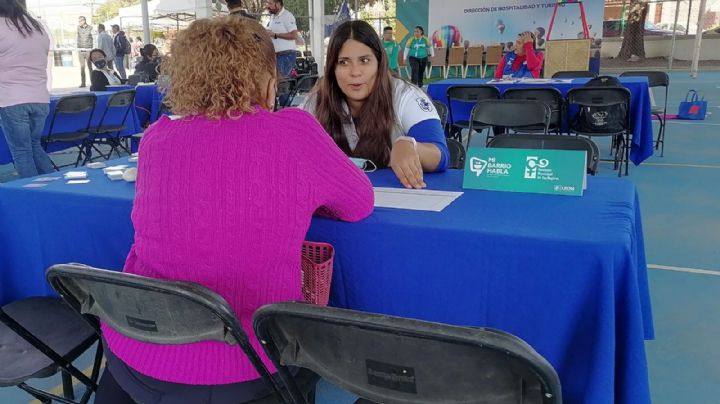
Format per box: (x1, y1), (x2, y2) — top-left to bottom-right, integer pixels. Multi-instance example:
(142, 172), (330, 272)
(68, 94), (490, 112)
(389, 141), (426, 189)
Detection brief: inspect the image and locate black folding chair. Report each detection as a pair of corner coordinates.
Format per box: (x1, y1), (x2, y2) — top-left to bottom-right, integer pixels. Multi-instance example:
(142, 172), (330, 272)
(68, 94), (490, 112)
(42, 94), (97, 169)
(46, 264), (316, 404)
(446, 138), (466, 169)
(468, 99), (551, 147)
(619, 71), (669, 156)
(551, 70), (597, 79)
(253, 302), (562, 404)
(446, 84), (500, 143)
(431, 100), (448, 135)
(567, 87), (632, 176)
(503, 87), (564, 134)
(87, 90), (136, 160)
(275, 78), (296, 111)
(488, 134), (599, 175)
(0, 297), (103, 404)
(287, 75), (318, 107)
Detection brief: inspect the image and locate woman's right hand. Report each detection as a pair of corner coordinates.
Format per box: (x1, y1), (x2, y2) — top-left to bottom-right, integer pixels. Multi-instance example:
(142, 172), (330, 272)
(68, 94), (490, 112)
(389, 140), (426, 189)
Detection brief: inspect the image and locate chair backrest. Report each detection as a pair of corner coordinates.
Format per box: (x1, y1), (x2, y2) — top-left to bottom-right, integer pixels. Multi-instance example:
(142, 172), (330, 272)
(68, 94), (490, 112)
(446, 85), (500, 103)
(466, 46), (483, 65)
(448, 47), (464, 66)
(45, 264), (286, 400)
(446, 138), (466, 169)
(488, 134), (599, 174)
(566, 87), (631, 134)
(276, 78), (296, 109)
(551, 70), (597, 79)
(95, 89), (136, 129)
(47, 94), (98, 138)
(485, 45), (504, 65)
(287, 75), (318, 107)
(446, 85), (500, 127)
(293, 75), (318, 95)
(619, 71), (669, 88)
(502, 87), (563, 129)
(470, 99), (551, 134)
(429, 47), (447, 66)
(432, 100), (448, 129)
(253, 302), (562, 404)
(585, 75), (622, 87)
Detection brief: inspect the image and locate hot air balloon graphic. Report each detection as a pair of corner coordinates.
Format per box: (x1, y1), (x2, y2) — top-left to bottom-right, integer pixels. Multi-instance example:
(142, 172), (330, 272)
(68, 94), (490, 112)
(431, 25), (462, 48)
(496, 19), (506, 34)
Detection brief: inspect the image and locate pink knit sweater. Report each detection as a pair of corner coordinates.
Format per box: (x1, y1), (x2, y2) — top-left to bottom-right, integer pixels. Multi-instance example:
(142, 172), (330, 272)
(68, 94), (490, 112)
(102, 108), (374, 385)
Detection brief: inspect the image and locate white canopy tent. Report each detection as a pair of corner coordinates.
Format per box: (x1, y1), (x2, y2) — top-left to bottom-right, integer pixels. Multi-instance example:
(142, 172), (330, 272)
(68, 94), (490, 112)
(135, 0), (326, 73)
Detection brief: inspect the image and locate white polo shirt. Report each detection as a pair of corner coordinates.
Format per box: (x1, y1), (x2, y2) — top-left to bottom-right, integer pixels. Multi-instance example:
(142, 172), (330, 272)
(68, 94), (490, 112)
(301, 77), (441, 150)
(266, 7), (297, 53)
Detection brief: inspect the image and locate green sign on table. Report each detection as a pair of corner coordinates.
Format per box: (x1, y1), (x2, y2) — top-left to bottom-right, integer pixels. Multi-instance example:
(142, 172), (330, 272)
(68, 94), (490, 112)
(463, 148), (587, 196)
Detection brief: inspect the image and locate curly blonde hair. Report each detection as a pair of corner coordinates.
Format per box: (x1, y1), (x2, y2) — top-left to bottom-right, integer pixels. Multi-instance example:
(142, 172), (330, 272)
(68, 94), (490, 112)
(161, 16), (276, 119)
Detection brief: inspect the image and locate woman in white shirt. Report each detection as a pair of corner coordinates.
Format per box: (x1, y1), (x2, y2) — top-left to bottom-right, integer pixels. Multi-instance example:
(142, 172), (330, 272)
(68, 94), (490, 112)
(301, 20), (449, 189)
(89, 48), (122, 91)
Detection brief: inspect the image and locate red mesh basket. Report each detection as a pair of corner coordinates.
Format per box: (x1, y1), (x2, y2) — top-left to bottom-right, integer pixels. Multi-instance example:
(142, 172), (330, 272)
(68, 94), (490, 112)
(301, 241), (334, 305)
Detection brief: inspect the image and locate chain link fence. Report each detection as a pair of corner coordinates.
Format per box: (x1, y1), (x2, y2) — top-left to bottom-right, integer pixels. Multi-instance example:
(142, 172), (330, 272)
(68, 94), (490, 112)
(601, 0), (720, 70)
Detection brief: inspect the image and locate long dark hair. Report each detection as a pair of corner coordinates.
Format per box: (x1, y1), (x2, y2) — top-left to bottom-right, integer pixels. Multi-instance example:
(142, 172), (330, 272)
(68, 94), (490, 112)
(140, 44), (158, 62)
(0, 0), (44, 37)
(313, 20), (395, 167)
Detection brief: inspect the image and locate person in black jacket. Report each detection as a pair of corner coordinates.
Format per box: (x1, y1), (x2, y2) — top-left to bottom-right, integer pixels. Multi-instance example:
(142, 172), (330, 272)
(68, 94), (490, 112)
(133, 44), (161, 82)
(89, 48), (122, 91)
(111, 24), (130, 80)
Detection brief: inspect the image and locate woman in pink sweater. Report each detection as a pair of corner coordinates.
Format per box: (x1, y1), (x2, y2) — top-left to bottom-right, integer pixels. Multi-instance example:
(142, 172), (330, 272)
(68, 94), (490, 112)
(96, 16), (374, 403)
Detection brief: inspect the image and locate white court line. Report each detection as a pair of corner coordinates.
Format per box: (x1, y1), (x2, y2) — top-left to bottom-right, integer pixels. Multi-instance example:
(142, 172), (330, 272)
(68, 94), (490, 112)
(648, 264), (720, 276)
(665, 121), (720, 126)
(597, 161), (720, 169)
(641, 162), (720, 169)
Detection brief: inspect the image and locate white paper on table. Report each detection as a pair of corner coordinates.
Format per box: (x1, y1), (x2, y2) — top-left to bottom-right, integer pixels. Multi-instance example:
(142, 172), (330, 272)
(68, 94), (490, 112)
(373, 187), (463, 212)
(64, 171), (88, 180)
(66, 179), (90, 184)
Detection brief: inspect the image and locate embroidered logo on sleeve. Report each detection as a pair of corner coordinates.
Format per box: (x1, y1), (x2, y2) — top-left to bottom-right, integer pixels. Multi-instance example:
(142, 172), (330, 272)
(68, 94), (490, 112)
(416, 97), (432, 112)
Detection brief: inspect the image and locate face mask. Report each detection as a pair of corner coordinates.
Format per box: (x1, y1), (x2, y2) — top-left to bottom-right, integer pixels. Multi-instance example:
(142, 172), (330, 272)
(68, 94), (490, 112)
(350, 157), (377, 172)
(93, 59), (107, 69)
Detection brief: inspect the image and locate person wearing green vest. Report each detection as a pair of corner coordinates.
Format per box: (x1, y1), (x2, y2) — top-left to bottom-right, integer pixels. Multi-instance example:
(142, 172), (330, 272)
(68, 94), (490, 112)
(404, 25), (434, 87)
(382, 26), (400, 74)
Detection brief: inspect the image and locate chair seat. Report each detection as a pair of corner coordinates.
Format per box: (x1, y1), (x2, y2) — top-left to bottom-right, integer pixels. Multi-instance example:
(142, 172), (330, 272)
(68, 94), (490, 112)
(44, 132), (90, 143)
(0, 297), (97, 386)
(88, 125), (127, 134)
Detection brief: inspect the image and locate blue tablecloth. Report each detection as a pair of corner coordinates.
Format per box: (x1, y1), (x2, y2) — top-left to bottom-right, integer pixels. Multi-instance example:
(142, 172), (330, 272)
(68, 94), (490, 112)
(0, 91), (142, 165)
(427, 77), (655, 165)
(0, 161), (652, 404)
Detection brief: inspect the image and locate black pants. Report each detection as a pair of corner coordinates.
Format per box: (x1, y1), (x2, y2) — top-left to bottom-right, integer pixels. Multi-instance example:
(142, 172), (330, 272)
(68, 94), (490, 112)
(95, 346), (275, 403)
(409, 56), (428, 88)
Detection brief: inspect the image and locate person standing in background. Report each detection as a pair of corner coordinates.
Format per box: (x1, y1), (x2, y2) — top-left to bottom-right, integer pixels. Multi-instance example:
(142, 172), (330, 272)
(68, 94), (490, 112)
(0, 0), (56, 178)
(382, 26), (400, 74)
(131, 36), (143, 69)
(111, 24), (130, 80)
(404, 25), (433, 88)
(265, 0), (298, 78)
(77, 16), (93, 87)
(96, 23), (114, 71)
